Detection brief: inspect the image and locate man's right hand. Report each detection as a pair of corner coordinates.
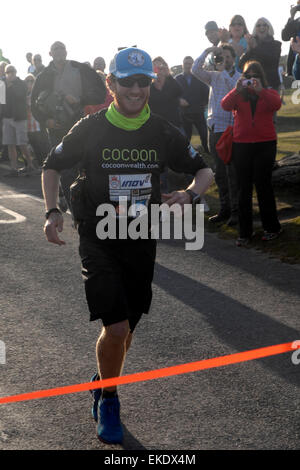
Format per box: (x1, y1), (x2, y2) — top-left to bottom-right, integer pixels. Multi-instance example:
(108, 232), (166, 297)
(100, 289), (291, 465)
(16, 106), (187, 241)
(206, 46), (222, 54)
(44, 212), (66, 246)
(219, 28), (230, 43)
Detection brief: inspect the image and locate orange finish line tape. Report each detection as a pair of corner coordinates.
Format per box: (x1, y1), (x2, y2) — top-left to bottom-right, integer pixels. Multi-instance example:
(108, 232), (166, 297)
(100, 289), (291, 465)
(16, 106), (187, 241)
(0, 342), (298, 405)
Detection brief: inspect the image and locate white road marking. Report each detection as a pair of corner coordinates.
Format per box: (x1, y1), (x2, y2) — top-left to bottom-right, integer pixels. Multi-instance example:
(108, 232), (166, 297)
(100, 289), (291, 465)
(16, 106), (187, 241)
(0, 205), (26, 224)
(0, 191), (71, 215)
(0, 192), (43, 203)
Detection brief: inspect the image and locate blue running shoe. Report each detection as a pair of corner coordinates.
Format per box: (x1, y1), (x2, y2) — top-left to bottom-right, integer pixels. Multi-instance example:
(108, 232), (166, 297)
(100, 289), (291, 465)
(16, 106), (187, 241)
(89, 373), (102, 422)
(97, 396), (123, 444)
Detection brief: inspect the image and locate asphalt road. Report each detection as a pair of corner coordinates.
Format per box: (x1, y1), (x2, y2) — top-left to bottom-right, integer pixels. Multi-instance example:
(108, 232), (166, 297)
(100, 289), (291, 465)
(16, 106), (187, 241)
(0, 169), (299, 450)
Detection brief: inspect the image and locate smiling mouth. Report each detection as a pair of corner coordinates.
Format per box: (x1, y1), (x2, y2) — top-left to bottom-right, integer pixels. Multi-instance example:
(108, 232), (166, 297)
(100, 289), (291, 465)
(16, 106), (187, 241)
(126, 96), (143, 102)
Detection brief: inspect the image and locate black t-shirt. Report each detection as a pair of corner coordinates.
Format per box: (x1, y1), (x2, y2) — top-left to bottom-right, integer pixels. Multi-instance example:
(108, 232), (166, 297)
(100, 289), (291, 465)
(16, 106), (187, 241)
(43, 109), (208, 219)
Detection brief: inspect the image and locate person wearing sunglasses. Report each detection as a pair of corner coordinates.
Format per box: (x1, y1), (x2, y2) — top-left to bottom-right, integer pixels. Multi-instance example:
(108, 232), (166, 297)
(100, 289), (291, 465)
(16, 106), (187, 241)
(221, 60), (282, 246)
(41, 47), (213, 445)
(228, 15), (249, 72)
(192, 43), (240, 226)
(239, 18), (282, 91)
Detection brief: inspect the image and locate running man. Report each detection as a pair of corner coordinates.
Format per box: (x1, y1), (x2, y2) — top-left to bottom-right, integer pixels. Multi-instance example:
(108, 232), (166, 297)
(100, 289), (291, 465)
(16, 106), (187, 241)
(42, 47), (213, 444)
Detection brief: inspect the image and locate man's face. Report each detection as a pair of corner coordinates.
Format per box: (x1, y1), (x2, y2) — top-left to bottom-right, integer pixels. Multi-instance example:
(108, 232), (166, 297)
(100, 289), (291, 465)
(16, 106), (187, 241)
(222, 49), (235, 71)
(183, 59), (194, 74)
(33, 55), (42, 68)
(110, 74), (151, 118)
(26, 53), (32, 64)
(93, 57), (105, 72)
(50, 43), (67, 65)
(206, 29), (219, 45)
(5, 67), (17, 82)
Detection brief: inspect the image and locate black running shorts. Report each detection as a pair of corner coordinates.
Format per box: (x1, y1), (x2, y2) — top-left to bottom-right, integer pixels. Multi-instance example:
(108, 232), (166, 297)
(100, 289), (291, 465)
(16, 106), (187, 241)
(78, 221), (156, 332)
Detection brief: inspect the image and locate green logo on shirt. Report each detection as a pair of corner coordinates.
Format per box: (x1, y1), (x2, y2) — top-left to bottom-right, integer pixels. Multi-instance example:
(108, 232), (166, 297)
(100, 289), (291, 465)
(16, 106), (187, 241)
(102, 148), (158, 162)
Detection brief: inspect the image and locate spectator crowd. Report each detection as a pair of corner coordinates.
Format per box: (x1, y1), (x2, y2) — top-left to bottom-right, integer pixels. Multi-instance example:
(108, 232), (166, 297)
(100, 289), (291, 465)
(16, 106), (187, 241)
(1, 4), (299, 246)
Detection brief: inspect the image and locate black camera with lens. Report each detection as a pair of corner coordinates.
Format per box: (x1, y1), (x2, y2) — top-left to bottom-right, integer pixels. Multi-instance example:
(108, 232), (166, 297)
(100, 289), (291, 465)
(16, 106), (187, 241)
(213, 54), (224, 64)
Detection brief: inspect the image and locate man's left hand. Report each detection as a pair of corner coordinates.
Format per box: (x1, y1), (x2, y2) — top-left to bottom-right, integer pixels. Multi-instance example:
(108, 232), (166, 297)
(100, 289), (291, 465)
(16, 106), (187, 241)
(179, 98), (190, 107)
(65, 94), (80, 105)
(161, 191), (191, 209)
(219, 28), (230, 43)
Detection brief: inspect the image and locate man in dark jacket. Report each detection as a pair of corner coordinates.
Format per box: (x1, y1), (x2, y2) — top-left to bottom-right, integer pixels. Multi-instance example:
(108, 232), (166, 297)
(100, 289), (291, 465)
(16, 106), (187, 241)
(2, 65), (37, 176)
(31, 41), (106, 207)
(31, 41), (106, 143)
(282, 2), (300, 76)
(175, 56), (209, 152)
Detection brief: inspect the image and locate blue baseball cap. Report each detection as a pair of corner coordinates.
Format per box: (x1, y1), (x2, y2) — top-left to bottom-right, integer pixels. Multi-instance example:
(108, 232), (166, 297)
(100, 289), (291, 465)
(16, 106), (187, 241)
(109, 47), (157, 79)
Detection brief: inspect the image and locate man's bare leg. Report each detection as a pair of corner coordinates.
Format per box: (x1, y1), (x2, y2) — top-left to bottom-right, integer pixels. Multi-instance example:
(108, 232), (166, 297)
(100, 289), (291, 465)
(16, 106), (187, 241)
(19, 145), (35, 169)
(8, 145), (18, 170)
(96, 320), (131, 393)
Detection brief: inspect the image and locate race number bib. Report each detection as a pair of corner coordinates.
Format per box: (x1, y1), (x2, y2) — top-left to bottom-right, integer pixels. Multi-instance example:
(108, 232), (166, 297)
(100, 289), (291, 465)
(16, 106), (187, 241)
(109, 174), (152, 217)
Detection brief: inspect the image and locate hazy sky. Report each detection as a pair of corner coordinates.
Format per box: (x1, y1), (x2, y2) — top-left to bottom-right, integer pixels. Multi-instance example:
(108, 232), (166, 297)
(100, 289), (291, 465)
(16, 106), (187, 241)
(2, 0), (295, 77)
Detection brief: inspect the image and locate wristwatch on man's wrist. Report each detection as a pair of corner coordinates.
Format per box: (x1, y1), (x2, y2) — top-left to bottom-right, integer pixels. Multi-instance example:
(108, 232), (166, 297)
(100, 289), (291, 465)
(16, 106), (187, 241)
(185, 189), (201, 205)
(45, 208), (62, 219)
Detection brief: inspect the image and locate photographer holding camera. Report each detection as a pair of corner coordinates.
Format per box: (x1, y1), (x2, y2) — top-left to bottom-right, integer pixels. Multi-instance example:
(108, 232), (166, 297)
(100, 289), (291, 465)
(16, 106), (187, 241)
(290, 37), (300, 78)
(282, 2), (300, 76)
(221, 60), (282, 246)
(192, 44), (240, 226)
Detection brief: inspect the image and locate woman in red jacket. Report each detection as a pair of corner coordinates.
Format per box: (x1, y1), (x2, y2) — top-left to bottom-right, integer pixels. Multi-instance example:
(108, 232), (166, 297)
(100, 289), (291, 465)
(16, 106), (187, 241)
(221, 60), (282, 246)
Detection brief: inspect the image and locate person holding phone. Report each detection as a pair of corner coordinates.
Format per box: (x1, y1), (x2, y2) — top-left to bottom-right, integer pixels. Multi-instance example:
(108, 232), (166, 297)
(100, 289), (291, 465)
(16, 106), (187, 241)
(192, 44), (240, 226)
(221, 61), (282, 246)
